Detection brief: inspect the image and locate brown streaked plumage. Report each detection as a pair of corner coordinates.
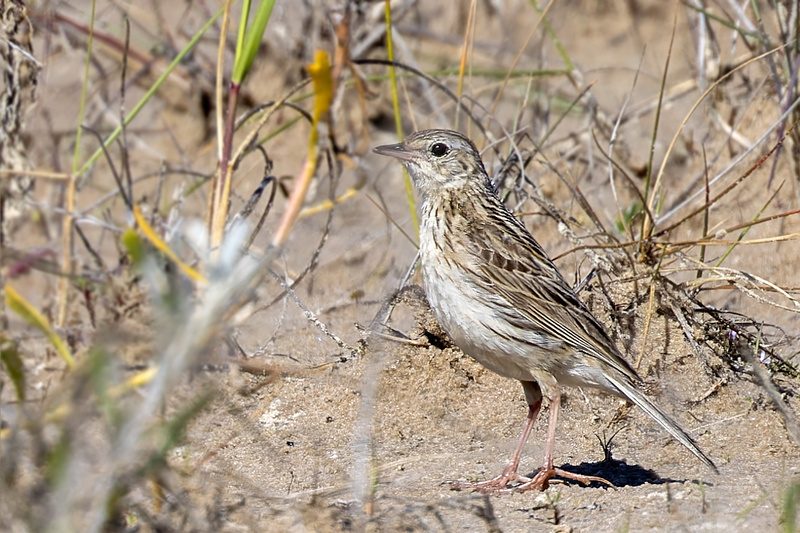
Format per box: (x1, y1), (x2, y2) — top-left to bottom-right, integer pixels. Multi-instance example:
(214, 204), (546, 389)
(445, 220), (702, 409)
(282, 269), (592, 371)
(374, 129), (716, 494)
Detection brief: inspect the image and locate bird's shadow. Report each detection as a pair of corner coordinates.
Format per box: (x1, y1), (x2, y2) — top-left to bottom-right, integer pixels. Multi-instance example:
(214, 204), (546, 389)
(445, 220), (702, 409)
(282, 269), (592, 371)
(524, 458), (714, 489)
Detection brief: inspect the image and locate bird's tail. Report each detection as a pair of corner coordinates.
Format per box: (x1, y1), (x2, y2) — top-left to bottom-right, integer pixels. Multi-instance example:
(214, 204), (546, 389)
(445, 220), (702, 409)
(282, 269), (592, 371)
(605, 373), (718, 473)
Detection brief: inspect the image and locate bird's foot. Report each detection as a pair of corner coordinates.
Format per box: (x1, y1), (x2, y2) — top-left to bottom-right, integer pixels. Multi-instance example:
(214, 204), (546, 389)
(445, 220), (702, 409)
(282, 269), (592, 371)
(448, 465), (532, 495)
(515, 467), (614, 493)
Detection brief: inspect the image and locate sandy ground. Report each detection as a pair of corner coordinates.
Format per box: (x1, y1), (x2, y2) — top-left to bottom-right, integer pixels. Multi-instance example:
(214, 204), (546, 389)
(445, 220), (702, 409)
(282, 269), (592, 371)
(3, 1), (800, 531)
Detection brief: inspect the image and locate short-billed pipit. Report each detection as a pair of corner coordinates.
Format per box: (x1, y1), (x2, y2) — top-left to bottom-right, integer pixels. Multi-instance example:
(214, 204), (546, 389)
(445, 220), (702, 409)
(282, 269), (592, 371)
(374, 129), (716, 494)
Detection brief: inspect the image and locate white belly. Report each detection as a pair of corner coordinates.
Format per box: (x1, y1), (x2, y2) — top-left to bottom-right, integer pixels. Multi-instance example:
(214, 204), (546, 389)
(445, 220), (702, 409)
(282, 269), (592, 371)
(419, 239), (543, 381)
(419, 227), (618, 395)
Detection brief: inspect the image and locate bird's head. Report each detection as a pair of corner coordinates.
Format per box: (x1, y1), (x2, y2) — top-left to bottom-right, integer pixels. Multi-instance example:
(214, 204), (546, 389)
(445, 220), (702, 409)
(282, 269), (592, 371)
(374, 129), (490, 197)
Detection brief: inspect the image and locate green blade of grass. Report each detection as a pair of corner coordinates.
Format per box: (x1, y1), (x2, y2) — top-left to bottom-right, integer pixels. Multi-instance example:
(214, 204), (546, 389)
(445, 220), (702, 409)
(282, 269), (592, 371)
(234, 0), (252, 68)
(71, 0), (95, 176)
(77, 8), (222, 177)
(714, 182), (782, 267)
(59, 0), (98, 327)
(685, 2), (760, 41)
(384, 0), (419, 240)
(232, 0), (276, 84)
(0, 338), (25, 401)
(782, 481), (800, 533)
(528, 0), (573, 72)
(640, 4), (678, 243)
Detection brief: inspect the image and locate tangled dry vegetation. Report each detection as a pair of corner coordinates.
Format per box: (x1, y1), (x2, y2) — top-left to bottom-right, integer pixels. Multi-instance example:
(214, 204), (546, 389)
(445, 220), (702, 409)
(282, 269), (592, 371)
(2, 1), (800, 531)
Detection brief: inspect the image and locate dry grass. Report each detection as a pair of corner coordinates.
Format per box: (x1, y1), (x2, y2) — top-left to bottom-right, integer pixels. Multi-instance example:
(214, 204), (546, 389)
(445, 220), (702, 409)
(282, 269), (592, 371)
(1, 1), (800, 531)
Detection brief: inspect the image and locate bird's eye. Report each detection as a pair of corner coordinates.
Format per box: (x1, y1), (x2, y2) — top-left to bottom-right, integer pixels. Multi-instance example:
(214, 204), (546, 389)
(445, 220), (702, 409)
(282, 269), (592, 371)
(430, 142), (449, 157)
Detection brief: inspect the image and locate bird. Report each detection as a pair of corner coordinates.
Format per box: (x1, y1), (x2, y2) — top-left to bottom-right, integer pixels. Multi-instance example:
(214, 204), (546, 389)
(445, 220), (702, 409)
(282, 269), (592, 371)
(373, 129), (716, 493)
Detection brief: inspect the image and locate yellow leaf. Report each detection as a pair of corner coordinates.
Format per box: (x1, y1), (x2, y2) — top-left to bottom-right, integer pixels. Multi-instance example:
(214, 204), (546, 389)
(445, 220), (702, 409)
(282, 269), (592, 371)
(298, 187), (358, 218)
(271, 50), (333, 248)
(132, 205), (207, 284)
(308, 49), (333, 125)
(5, 285), (75, 369)
(108, 366), (158, 398)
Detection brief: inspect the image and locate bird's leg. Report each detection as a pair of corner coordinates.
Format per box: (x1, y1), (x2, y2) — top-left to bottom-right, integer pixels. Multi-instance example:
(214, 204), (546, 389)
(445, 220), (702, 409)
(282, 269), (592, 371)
(516, 387), (614, 492)
(449, 397), (542, 494)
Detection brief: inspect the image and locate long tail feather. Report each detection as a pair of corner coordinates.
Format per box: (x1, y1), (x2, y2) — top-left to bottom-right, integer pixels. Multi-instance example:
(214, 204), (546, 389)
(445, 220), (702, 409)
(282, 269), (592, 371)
(605, 373), (718, 473)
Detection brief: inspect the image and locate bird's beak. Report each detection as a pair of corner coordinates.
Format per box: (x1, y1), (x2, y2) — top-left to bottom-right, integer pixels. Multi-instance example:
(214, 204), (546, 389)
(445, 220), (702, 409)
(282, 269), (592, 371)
(373, 142), (416, 162)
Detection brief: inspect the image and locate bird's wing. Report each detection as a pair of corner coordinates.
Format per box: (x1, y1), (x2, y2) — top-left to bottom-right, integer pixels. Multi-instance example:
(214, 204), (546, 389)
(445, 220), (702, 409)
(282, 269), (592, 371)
(458, 205), (641, 384)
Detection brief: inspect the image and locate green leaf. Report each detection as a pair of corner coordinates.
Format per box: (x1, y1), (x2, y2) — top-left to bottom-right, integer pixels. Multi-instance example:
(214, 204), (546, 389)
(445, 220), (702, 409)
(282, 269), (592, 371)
(121, 228), (146, 267)
(232, 0), (277, 84)
(234, 0), (253, 64)
(782, 481), (800, 533)
(0, 337), (25, 401)
(46, 431), (72, 484)
(141, 389), (215, 475)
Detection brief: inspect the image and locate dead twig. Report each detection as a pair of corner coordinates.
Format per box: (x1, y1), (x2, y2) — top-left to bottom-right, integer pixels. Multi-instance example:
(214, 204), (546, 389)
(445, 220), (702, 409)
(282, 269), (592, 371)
(741, 335), (800, 448)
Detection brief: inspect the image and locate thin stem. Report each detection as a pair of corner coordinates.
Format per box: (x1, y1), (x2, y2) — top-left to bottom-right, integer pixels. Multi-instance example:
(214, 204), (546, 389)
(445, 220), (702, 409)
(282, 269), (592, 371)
(384, 0), (419, 239)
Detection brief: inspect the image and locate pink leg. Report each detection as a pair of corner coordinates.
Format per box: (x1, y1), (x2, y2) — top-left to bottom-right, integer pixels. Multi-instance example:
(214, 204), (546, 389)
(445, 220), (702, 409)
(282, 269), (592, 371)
(450, 382), (612, 494)
(516, 387), (613, 492)
(449, 397), (542, 494)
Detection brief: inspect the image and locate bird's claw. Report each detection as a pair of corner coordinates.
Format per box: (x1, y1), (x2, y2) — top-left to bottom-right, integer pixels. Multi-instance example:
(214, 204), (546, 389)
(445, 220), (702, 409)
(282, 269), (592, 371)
(449, 467), (614, 494)
(514, 467), (614, 492)
(447, 470), (532, 495)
